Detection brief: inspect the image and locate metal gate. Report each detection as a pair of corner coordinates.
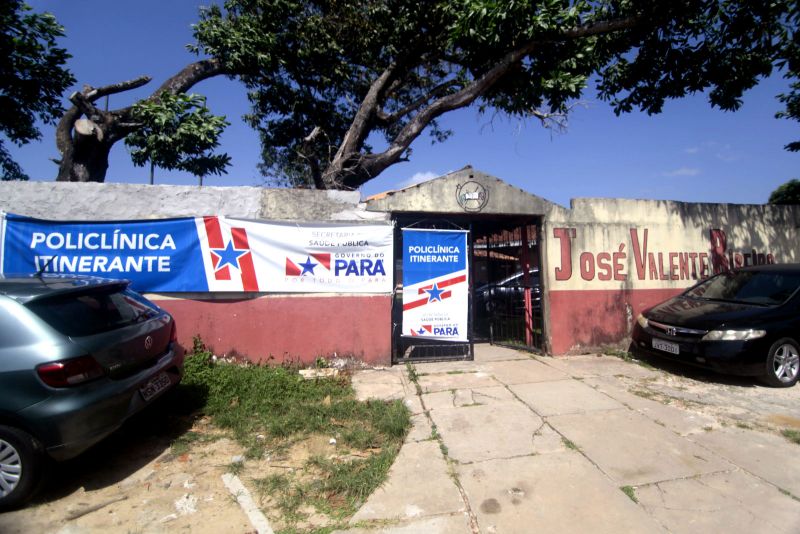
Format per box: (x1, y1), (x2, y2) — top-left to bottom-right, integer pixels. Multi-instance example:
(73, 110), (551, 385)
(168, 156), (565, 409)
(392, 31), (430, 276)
(474, 223), (543, 351)
(391, 220), (474, 364)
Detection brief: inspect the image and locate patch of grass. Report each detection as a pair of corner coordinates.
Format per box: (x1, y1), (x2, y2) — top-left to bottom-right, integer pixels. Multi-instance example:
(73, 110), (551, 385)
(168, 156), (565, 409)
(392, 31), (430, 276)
(170, 430), (216, 456)
(781, 429), (800, 445)
(621, 485), (638, 503)
(735, 422), (752, 430)
(630, 388), (657, 400)
(228, 459), (244, 476)
(181, 339), (411, 531)
(562, 437), (579, 451)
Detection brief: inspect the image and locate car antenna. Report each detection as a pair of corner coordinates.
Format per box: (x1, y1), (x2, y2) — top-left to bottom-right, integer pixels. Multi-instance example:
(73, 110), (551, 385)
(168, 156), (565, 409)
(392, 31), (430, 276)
(35, 256), (57, 278)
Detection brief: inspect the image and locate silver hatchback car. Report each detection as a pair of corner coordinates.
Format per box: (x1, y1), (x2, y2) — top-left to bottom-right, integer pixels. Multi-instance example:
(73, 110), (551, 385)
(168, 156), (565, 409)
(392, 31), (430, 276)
(0, 274), (183, 508)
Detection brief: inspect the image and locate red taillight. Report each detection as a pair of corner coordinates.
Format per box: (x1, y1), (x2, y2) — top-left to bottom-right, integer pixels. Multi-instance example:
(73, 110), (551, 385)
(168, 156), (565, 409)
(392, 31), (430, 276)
(170, 320), (177, 343)
(37, 356), (105, 387)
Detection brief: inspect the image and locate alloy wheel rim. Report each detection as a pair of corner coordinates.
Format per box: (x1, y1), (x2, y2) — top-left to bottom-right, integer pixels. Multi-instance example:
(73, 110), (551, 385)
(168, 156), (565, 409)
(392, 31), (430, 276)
(773, 344), (800, 383)
(0, 438), (22, 498)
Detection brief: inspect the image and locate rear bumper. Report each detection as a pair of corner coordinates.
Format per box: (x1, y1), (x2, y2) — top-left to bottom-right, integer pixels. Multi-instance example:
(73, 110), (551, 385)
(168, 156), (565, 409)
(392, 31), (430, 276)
(631, 324), (768, 377)
(19, 345), (184, 461)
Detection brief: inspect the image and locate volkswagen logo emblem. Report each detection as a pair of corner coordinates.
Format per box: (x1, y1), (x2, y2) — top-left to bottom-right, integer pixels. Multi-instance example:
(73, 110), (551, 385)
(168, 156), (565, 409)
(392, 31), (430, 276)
(666, 327), (677, 337)
(144, 336), (154, 350)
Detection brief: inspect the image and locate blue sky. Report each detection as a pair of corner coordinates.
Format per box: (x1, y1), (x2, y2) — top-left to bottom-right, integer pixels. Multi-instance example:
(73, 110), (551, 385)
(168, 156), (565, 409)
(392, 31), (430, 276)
(14, 0), (799, 207)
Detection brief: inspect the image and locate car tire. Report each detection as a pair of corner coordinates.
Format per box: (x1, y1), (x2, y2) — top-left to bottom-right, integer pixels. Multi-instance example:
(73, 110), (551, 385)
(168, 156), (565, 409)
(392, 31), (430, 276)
(763, 338), (800, 388)
(0, 425), (44, 509)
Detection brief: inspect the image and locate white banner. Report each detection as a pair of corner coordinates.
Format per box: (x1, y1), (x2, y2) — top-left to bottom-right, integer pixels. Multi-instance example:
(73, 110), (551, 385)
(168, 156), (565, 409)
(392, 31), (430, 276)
(197, 217), (393, 293)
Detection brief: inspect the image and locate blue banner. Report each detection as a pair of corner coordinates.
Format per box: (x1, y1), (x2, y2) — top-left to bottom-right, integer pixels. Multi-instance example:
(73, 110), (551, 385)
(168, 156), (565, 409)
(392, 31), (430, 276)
(402, 229), (469, 341)
(0, 213), (208, 292)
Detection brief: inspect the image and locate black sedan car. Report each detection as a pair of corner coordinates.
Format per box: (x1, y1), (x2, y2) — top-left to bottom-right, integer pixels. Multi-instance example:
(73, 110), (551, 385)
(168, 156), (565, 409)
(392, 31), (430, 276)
(632, 264), (800, 387)
(0, 274), (183, 508)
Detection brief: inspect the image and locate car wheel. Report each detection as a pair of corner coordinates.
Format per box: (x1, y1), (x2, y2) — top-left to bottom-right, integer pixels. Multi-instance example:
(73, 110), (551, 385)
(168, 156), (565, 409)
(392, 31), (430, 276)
(763, 338), (800, 388)
(0, 425), (44, 509)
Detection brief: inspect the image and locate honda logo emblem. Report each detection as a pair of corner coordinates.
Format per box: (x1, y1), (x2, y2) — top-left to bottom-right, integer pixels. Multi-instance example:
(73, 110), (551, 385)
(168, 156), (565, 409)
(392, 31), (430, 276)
(144, 336), (153, 350)
(666, 327), (677, 337)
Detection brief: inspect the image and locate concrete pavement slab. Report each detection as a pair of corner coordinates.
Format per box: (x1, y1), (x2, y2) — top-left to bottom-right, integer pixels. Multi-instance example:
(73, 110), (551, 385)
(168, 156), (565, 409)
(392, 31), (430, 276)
(474, 344), (531, 362)
(549, 409), (734, 486)
(335, 513), (472, 533)
(428, 402), (543, 463)
(690, 427), (800, 496)
(350, 440), (464, 523)
(417, 371), (500, 393)
(352, 369), (409, 401)
(483, 358), (570, 385)
(510, 379), (625, 416)
(422, 385), (517, 411)
(636, 469), (800, 534)
(542, 354), (661, 379)
(403, 394), (424, 415)
(459, 453), (665, 534)
(585, 375), (719, 435)
(531, 423), (568, 454)
(405, 413), (433, 443)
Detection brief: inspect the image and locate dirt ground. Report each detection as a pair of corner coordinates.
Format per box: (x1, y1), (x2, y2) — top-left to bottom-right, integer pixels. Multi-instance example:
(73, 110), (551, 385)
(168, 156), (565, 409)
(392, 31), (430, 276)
(1, 353), (798, 534)
(0, 395), (256, 534)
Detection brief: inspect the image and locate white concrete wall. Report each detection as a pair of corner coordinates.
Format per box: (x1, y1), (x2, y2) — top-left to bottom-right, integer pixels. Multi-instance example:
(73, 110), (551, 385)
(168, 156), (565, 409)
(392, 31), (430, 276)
(0, 182), (387, 222)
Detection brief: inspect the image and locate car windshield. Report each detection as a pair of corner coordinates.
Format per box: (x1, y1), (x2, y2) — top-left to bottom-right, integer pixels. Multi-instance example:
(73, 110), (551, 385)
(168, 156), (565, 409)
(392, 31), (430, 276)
(26, 288), (158, 336)
(685, 270), (800, 306)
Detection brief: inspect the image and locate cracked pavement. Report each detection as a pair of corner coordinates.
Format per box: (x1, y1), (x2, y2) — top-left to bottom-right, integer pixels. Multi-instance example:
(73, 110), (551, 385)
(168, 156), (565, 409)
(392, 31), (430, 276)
(342, 345), (800, 533)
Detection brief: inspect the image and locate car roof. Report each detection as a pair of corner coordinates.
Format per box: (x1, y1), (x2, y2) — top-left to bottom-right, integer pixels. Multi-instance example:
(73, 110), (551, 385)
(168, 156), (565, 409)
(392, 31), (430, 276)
(735, 263), (800, 274)
(0, 274), (129, 304)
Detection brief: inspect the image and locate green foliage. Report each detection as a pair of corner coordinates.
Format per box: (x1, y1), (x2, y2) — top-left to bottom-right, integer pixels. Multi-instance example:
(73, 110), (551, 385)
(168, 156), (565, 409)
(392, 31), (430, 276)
(124, 92), (231, 182)
(180, 339), (411, 527)
(186, 0), (800, 188)
(768, 179), (800, 204)
(781, 428), (800, 445)
(0, 1), (73, 180)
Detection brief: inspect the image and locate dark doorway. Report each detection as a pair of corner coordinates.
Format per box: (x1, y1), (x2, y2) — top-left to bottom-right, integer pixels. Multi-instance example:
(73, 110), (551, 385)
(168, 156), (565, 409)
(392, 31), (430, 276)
(473, 221), (544, 352)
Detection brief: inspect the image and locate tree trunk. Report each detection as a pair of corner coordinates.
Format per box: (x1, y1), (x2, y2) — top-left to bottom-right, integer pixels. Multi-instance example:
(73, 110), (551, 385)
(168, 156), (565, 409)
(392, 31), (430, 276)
(55, 59), (225, 183)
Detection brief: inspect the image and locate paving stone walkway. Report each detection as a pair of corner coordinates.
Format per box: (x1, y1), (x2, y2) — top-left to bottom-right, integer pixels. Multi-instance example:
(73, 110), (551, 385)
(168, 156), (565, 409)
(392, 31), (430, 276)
(339, 345), (800, 534)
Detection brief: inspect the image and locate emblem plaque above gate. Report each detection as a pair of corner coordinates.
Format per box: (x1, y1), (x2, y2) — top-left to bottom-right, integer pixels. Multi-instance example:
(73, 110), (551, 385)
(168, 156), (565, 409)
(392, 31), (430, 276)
(456, 181), (489, 212)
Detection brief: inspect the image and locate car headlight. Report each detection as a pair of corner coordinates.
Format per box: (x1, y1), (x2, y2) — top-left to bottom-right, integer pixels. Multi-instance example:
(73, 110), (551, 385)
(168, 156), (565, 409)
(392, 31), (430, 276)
(636, 314), (649, 328)
(702, 329), (766, 341)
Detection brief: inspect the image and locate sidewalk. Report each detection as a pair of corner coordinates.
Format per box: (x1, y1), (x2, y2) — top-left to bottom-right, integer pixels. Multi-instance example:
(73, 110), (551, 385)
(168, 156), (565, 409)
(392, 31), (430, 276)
(340, 345), (800, 533)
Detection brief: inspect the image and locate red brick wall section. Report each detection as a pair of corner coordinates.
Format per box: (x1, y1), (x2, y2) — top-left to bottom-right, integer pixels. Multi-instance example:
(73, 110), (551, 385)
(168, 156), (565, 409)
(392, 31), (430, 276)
(153, 295), (392, 366)
(548, 288), (682, 354)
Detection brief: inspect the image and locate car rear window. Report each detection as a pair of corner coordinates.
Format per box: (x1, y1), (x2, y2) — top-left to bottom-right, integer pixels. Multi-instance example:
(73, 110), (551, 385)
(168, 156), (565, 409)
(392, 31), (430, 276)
(685, 270), (800, 306)
(26, 288), (160, 337)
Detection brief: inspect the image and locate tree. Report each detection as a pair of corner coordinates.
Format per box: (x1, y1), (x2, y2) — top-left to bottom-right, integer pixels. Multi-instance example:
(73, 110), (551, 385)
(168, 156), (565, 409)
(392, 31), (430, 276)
(124, 92), (230, 185)
(769, 179), (800, 204)
(55, 1), (799, 188)
(0, 1), (73, 180)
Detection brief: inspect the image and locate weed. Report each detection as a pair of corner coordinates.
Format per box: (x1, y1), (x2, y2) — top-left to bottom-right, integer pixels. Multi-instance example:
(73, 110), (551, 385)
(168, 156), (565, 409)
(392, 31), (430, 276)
(735, 422), (752, 430)
(446, 370), (466, 375)
(228, 459), (244, 476)
(781, 429), (800, 445)
(180, 339), (411, 531)
(405, 363), (419, 383)
(561, 437), (579, 451)
(620, 486), (638, 503)
(630, 388), (656, 400)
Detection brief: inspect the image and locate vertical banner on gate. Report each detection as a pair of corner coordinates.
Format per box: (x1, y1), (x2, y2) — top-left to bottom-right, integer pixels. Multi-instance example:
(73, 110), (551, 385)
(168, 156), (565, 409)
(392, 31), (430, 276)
(402, 229), (469, 341)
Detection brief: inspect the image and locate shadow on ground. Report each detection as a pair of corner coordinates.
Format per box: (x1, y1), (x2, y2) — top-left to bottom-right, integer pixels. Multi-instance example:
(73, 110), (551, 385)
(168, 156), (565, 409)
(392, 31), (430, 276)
(29, 383), (208, 504)
(626, 346), (766, 389)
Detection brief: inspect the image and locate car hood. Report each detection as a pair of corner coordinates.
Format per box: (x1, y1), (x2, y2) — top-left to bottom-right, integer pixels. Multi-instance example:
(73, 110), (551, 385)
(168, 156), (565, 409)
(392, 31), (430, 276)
(645, 296), (770, 330)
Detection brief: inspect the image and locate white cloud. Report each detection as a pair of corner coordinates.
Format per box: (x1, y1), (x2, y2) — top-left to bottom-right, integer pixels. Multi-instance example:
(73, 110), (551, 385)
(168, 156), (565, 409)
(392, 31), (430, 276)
(662, 167), (701, 177)
(398, 170), (440, 188)
(684, 147), (699, 154)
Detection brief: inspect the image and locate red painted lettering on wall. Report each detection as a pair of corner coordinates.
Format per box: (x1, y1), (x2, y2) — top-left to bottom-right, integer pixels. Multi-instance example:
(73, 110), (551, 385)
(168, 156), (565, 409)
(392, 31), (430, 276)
(553, 227), (777, 283)
(553, 228), (575, 281)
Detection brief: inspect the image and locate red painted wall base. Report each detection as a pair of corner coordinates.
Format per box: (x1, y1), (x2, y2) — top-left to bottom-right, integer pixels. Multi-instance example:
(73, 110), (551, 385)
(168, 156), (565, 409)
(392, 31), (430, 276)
(548, 288), (683, 354)
(151, 294), (392, 366)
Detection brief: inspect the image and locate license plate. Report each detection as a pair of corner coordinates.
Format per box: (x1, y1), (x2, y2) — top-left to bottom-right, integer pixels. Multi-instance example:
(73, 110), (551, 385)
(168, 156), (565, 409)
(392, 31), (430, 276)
(140, 372), (171, 402)
(652, 338), (679, 355)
